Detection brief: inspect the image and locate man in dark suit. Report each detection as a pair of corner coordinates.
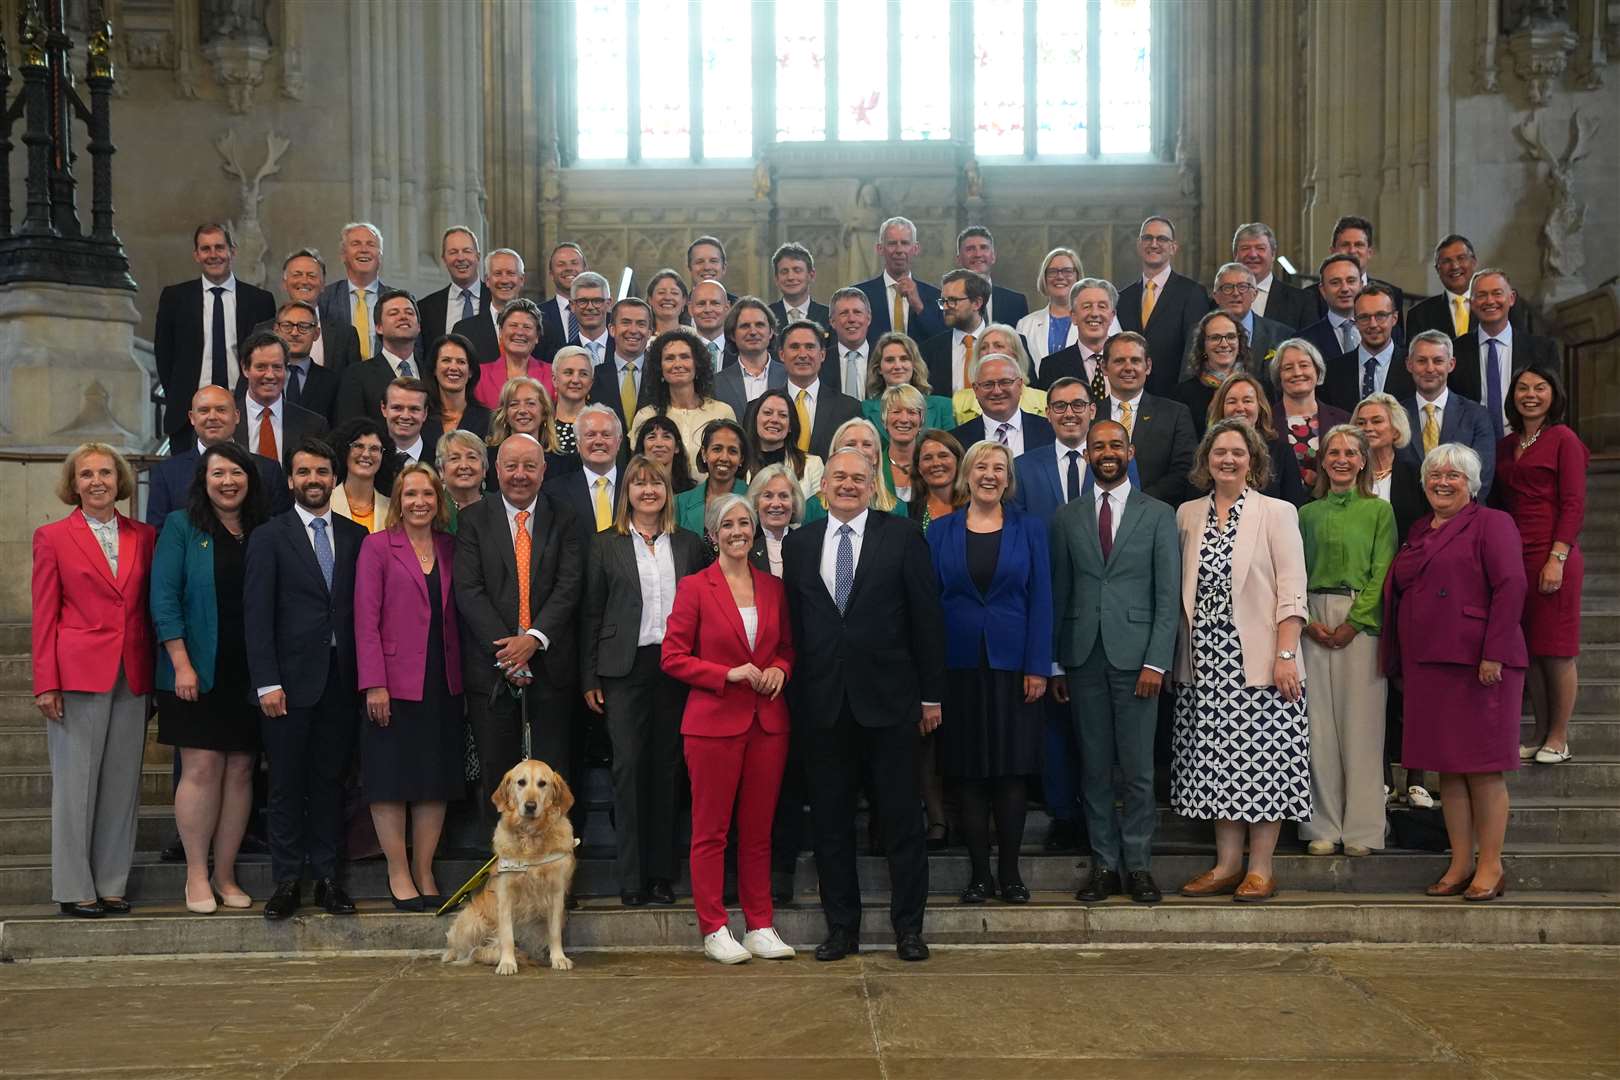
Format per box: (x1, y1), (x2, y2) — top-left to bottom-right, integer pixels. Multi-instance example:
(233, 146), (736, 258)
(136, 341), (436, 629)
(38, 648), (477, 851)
(243, 435), (367, 920)
(1448, 268), (1559, 440)
(1097, 331), (1197, 506)
(542, 404), (625, 543)
(768, 241), (830, 334)
(1321, 285), (1414, 412)
(853, 215), (944, 345)
(254, 301), (341, 422)
(1115, 216), (1214, 397)
(957, 226), (1029, 328)
(233, 331), (328, 470)
(263, 248), (360, 375)
(454, 433), (585, 815)
(1407, 234), (1537, 343)
(1399, 330), (1499, 497)
(1232, 222), (1316, 330)
(315, 222), (392, 363)
(153, 223), (279, 440)
(147, 384), (290, 524)
(950, 353), (1055, 456)
(781, 447), (946, 962)
(590, 299), (654, 431)
(538, 242), (587, 364)
(565, 272), (616, 369)
(780, 321), (861, 459)
(1036, 278), (1116, 398)
(451, 248), (529, 365)
(1297, 253), (1365, 367)
(920, 269), (991, 397)
(824, 288), (875, 399)
(417, 226), (491, 342)
(1051, 420), (1180, 905)
(688, 235), (739, 307)
(380, 377), (442, 475)
(1319, 216), (1406, 337)
(336, 289), (423, 423)
(1212, 263), (1291, 393)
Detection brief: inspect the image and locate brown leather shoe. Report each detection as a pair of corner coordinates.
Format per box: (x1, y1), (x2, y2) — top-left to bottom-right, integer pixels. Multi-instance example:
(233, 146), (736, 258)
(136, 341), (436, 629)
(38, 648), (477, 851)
(1463, 876), (1507, 902)
(1425, 876), (1471, 897)
(1179, 869), (1244, 897)
(1232, 872), (1276, 902)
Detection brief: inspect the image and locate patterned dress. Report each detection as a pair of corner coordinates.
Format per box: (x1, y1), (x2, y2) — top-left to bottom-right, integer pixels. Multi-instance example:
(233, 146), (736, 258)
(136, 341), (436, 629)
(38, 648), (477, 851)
(1172, 493), (1311, 822)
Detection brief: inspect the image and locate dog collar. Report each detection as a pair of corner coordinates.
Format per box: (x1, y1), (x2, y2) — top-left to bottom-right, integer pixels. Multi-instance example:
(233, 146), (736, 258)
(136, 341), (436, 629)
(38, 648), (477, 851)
(496, 838), (580, 874)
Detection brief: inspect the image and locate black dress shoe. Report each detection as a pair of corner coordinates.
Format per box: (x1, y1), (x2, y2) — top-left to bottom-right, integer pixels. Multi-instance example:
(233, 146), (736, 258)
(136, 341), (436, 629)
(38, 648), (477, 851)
(620, 890), (647, 907)
(58, 901), (104, 918)
(390, 890), (424, 913)
(771, 871), (795, 905)
(98, 897), (132, 914)
(999, 881), (1031, 904)
(895, 932), (930, 962)
(313, 878), (356, 915)
(263, 880), (301, 920)
(160, 837), (186, 863)
(1127, 870), (1163, 904)
(926, 823), (949, 852)
(814, 928), (860, 962)
(1043, 819), (1076, 853)
(419, 894), (443, 910)
(959, 877), (996, 904)
(646, 879), (675, 905)
(1075, 867), (1122, 903)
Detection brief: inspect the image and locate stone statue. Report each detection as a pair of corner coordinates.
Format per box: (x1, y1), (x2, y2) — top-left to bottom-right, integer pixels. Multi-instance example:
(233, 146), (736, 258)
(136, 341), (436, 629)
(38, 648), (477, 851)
(1514, 108), (1597, 296)
(842, 182), (883, 285)
(214, 128), (290, 286)
(963, 158), (984, 200)
(200, 0), (270, 47)
(753, 159), (772, 202)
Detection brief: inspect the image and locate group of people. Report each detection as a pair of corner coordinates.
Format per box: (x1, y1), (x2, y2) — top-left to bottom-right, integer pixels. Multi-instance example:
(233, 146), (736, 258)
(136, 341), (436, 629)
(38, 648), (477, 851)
(32, 212), (1587, 961)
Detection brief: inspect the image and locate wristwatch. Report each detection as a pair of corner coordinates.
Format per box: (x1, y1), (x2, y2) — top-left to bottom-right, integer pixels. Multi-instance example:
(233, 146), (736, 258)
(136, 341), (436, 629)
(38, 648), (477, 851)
(1550, 550), (1569, 562)
(1277, 649), (1297, 661)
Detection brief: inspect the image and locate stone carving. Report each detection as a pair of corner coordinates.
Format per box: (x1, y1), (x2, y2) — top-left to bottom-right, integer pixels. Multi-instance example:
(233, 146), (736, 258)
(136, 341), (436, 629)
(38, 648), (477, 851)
(963, 158), (984, 200)
(1505, 0), (1579, 105)
(214, 128), (289, 286)
(842, 183), (883, 285)
(1513, 108), (1598, 298)
(51, 381), (139, 445)
(753, 159), (773, 202)
(200, 0), (271, 113)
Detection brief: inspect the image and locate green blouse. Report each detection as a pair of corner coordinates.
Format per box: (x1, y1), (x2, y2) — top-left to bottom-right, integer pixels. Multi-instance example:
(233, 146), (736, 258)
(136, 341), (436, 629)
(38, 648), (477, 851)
(1297, 488), (1397, 634)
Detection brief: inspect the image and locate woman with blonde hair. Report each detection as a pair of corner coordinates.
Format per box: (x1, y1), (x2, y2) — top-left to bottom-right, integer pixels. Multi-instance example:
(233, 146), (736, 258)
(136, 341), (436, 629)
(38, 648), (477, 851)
(1209, 373), (1307, 506)
(878, 383), (928, 506)
(825, 416), (899, 514)
(952, 324), (1048, 424)
(861, 331), (956, 431)
(484, 375), (566, 486)
(1016, 247), (1084, 367)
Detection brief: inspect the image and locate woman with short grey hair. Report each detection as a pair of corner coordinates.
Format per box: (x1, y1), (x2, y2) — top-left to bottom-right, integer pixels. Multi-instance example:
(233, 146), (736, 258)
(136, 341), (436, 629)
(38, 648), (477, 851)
(1272, 339), (1349, 495)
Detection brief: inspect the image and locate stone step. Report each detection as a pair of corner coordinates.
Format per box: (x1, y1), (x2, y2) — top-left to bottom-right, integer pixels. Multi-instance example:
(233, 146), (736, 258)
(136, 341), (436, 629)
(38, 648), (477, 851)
(0, 724), (173, 769)
(0, 692), (39, 724)
(1521, 715), (1620, 756)
(1581, 645), (1620, 678)
(0, 656), (29, 692)
(0, 624), (26, 655)
(0, 805), (176, 857)
(0, 764), (173, 811)
(2, 890), (1615, 960)
(1585, 611), (1620, 644)
(3, 844), (1616, 908)
(1505, 758), (1620, 800)
(1572, 679), (1620, 712)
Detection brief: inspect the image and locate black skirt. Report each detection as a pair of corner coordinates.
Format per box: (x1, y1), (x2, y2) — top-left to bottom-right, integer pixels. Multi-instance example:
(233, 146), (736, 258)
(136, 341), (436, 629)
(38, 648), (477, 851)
(936, 660), (1043, 780)
(157, 533), (259, 754)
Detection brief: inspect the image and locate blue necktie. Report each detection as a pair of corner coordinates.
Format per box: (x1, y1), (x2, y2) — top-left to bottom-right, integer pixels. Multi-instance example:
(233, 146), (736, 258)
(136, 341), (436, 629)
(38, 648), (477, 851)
(566, 306), (580, 343)
(460, 288), (474, 323)
(1485, 338), (1505, 440)
(398, 358), (414, 378)
(1065, 450), (1081, 503)
(834, 524), (854, 615)
(286, 362), (305, 404)
(1362, 355), (1377, 399)
(209, 286), (228, 387)
(310, 517), (334, 592)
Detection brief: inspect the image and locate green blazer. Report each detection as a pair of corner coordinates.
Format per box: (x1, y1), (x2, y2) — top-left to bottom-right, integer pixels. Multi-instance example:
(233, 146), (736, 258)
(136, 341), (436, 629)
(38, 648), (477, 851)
(675, 478), (748, 536)
(148, 510), (222, 693)
(862, 393), (956, 435)
(1050, 486), (1181, 674)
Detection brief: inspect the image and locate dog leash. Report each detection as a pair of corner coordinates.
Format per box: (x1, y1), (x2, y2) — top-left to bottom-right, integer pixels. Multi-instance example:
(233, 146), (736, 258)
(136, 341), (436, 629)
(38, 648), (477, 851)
(435, 837), (580, 917)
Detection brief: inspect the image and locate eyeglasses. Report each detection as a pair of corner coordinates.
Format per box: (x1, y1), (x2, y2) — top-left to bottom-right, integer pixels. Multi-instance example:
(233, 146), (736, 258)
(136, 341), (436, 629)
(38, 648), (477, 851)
(1212, 284), (1255, 297)
(1047, 399), (1093, 414)
(276, 320), (318, 333)
(1352, 310), (1397, 325)
(937, 295), (972, 308)
(1044, 266), (1079, 279)
(572, 297), (606, 307)
(1204, 333), (1241, 345)
(974, 378), (1021, 392)
(1138, 234), (1173, 245)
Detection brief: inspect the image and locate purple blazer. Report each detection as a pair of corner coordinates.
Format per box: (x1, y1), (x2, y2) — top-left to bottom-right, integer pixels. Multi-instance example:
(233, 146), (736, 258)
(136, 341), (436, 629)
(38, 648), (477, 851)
(1382, 502), (1528, 676)
(355, 527), (464, 700)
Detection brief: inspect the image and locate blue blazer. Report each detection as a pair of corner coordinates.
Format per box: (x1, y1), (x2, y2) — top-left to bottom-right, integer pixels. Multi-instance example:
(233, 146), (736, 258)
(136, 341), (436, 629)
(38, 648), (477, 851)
(926, 507), (1052, 675)
(146, 447), (290, 526)
(854, 274), (944, 345)
(1010, 447), (1139, 524)
(149, 511), (222, 692)
(1398, 393), (1497, 498)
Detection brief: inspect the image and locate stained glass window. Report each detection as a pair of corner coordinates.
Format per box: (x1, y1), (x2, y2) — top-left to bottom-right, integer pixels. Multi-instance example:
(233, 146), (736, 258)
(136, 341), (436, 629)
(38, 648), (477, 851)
(774, 1), (827, 141)
(1035, 0), (1086, 156)
(836, 0), (888, 140)
(899, 0), (952, 141)
(638, 0), (690, 160)
(973, 0), (1025, 157)
(1099, 0), (1153, 155)
(574, 0), (630, 161)
(701, 0), (754, 158)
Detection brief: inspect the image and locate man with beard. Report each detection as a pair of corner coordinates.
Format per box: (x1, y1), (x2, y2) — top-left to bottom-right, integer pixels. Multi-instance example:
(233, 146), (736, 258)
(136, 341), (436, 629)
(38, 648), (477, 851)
(245, 437), (368, 919)
(1050, 419), (1180, 906)
(920, 269), (990, 397)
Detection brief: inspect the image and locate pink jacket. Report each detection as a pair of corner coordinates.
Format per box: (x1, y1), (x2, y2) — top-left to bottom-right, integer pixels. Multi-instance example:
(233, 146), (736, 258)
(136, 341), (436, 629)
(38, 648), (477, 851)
(354, 527), (463, 700)
(473, 355), (553, 410)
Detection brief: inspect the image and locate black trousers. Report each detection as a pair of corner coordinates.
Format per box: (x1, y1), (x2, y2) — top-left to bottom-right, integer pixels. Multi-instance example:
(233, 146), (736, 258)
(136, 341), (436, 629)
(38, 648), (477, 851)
(771, 720), (808, 877)
(600, 645), (686, 892)
(805, 701), (928, 936)
(468, 676), (574, 824)
(260, 657), (356, 883)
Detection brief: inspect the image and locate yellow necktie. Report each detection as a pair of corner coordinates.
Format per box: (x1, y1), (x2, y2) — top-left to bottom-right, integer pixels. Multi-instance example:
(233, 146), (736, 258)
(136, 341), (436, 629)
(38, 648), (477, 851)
(353, 289), (373, 360)
(961, 333), (976, 389)
(593, 476), (612, 531)
(795, 389), (812, 452)
(1140, 280), (1158, 326)
(1452, 295), (1469, 336)
(891, 284), (906, 333)
(619, 361), (638, 425)
(1118, 400), (1134, 436)
(1423, 403), (1440, 456)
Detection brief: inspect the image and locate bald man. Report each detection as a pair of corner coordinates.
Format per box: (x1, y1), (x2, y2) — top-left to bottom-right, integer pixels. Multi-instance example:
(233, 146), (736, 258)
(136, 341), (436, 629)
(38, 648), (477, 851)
(146, 385), (291, 524)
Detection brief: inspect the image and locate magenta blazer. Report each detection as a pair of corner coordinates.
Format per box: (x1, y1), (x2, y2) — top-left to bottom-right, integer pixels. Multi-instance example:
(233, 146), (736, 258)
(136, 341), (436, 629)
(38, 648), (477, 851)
(354, 527), (463, 700)
(473, 355), (554, 410)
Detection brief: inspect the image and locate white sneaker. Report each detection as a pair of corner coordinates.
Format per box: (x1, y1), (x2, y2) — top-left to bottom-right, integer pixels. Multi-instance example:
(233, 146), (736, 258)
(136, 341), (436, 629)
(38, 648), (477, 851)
(742, 926), (796, 960)
(703, 926), (751, 964)
(1407, 785), (1435, 809)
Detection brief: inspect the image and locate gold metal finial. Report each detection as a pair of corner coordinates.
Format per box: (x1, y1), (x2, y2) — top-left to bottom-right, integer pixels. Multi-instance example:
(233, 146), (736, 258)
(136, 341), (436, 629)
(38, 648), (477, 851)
(88, 13), (114, 79)
(18, 0), (47, 70)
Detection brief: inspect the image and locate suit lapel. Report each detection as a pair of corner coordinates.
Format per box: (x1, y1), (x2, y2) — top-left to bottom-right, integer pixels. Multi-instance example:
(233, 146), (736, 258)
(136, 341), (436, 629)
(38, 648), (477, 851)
(389, 527), (429, 603)
(113, 515), (140, 590)
(841, 512), (882, 615)
(1106, 491), (1147, 568)
(709, 567), (752, 655)
(1407, 502), (1478, 577)
(67, 512), (118, 589)
(1231, 491), (1262, 595)
(288, 512), (330, 596)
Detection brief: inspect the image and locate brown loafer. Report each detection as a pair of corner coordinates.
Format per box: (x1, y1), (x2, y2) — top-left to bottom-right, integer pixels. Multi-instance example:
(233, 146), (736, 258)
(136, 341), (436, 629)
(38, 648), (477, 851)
(1233, 872), (1276, 902)
(1463, 877), (1507, 902)
(1425, 876), (1470, 897)
(1179, 869), (1244, 897)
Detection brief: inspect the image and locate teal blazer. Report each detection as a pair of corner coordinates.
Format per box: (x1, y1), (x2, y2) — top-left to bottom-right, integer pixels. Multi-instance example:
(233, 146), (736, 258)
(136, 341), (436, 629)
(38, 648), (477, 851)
(862, 394), (956, 435)
(676, 478), (748, 536)
(149, 510), (221, 693)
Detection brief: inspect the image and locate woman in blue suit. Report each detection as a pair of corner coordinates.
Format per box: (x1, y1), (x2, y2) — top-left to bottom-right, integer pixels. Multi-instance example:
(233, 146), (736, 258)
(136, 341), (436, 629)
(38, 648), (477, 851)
(927, 439), (1052, 904)
(150, 441), (272, 913)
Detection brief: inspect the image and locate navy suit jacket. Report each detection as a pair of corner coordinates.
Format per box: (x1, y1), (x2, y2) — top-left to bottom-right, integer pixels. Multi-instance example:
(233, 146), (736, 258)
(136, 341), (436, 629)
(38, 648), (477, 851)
(919, 329), (966, 398)
(154, 278), (278, 435)
(986, 285), (1030, 329)
(231, 397), (329, 471)
(854, 274), (944, 345)
(1297, 315), (1353, 369)
(1116, 270), (1214, 397)
(418, 283), (492, 344)
(537, 296), (569, 365)
(146, 445), (291, 526)
(927, 506), (1052, 675)
(1259, 278), (1318, 331)
(1398, 392), (1498, 498)
(1010, 445), (1139, 525)
(950, 411), (1056, 455)
(1320, 343), (1414, 413)
(587, 353), (654, 432)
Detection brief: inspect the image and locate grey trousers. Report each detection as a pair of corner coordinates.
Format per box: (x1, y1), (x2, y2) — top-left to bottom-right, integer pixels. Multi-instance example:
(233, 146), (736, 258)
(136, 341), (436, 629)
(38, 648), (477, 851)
(1069, 641), (1158, 873)
(1299, 592), (1389, 850)
(49, 671), (147, 902)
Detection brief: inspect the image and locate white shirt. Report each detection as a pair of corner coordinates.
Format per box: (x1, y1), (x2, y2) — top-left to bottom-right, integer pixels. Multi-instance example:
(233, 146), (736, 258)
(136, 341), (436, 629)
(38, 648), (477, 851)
(447, 282), (482, 335)
(246, 395), (284, 458)
(836, 343), (867, 397)
(983, 409), (1025, 457)
(883, 271), (911, 332)
(1416, 385), (1450, 412)
(1356, 341), (1396, 394)
(1252, 272), (1275, 318)
(951, 322), (985, 394)
(380, 346), (417, 379)
(740, 358), (772, 403)
(699, 333), (727, 365)
(502, 496), (551, 650)
(1053, 441), (1090, 501)
(615, 353), (645, 393)
(819, 508), (868, 602)
(788, 378), (821, 433)
(1478, 322), (1514, 425)
(554, 294), (573, 332)
(1329, 311), (1359, 352)
(632, 531), (678, 646)
(584, 463), (618, 525)
(1110, 391), (1145, 434)
(1092, 478), (1132, 547)
(394, 435), (425, 463)
(738, 605), (759, 651)
(198, 275), (240, 389)
(579, 329), (611, 365)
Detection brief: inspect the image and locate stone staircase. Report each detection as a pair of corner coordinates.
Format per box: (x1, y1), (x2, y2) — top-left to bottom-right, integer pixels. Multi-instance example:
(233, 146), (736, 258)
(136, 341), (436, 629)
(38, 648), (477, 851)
(2, 471), (1617, 959)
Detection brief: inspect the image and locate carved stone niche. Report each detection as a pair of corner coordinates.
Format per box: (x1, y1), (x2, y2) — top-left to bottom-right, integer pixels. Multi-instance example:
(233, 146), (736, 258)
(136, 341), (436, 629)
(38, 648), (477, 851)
(200, 0), (271, 114)
(1505, 0), (1580, 105)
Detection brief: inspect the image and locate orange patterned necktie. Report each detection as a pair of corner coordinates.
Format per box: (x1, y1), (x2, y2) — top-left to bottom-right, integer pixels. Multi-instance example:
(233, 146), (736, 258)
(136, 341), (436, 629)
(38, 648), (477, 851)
(513, 510), (532, 630)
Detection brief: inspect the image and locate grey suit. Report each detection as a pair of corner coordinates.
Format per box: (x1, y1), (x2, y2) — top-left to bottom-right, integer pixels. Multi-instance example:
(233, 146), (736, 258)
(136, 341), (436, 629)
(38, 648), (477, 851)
(1050, 484), (1180, 873)
(317, 278), (395, 361)
(713, 358), (787, 422)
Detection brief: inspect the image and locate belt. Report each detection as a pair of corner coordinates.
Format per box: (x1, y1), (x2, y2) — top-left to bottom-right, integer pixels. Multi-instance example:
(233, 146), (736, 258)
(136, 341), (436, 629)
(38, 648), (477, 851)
(1310, 587), (1355, 597)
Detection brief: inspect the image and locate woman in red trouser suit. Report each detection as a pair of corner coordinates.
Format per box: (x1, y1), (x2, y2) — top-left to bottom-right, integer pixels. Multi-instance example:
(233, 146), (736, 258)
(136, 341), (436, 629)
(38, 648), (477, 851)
(662, 492), (797, 964)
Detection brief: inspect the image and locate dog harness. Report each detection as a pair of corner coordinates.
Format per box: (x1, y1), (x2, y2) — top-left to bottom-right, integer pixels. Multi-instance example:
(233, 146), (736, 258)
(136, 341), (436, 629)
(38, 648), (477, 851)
(496, 838), (581, 874)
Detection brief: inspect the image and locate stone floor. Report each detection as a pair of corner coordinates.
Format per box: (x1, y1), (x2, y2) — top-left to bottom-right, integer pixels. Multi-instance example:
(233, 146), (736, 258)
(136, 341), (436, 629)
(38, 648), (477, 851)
(3, 945), (1617, 1079)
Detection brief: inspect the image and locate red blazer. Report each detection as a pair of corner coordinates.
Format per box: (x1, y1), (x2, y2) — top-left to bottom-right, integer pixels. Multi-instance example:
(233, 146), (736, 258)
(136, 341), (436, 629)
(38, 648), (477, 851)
(473, 355), (554, 410)
(354, 527), (464, 700)
(661, 561), (794, 737)
(31, 510), (156, 696)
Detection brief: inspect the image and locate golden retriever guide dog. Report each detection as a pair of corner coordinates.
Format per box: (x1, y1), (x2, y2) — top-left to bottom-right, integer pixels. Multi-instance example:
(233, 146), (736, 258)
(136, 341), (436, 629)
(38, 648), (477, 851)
(443, 759), (577, 974)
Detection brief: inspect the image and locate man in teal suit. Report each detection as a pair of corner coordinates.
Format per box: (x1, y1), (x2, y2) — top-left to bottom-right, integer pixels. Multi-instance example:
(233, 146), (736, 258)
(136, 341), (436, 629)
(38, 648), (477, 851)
(1050, 420), (1180, 905)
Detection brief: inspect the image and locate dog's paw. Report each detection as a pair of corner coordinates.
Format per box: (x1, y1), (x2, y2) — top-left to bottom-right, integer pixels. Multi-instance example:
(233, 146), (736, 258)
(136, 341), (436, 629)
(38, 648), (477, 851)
(550, 953), (574, 971)
(495, 956), (519, 976)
